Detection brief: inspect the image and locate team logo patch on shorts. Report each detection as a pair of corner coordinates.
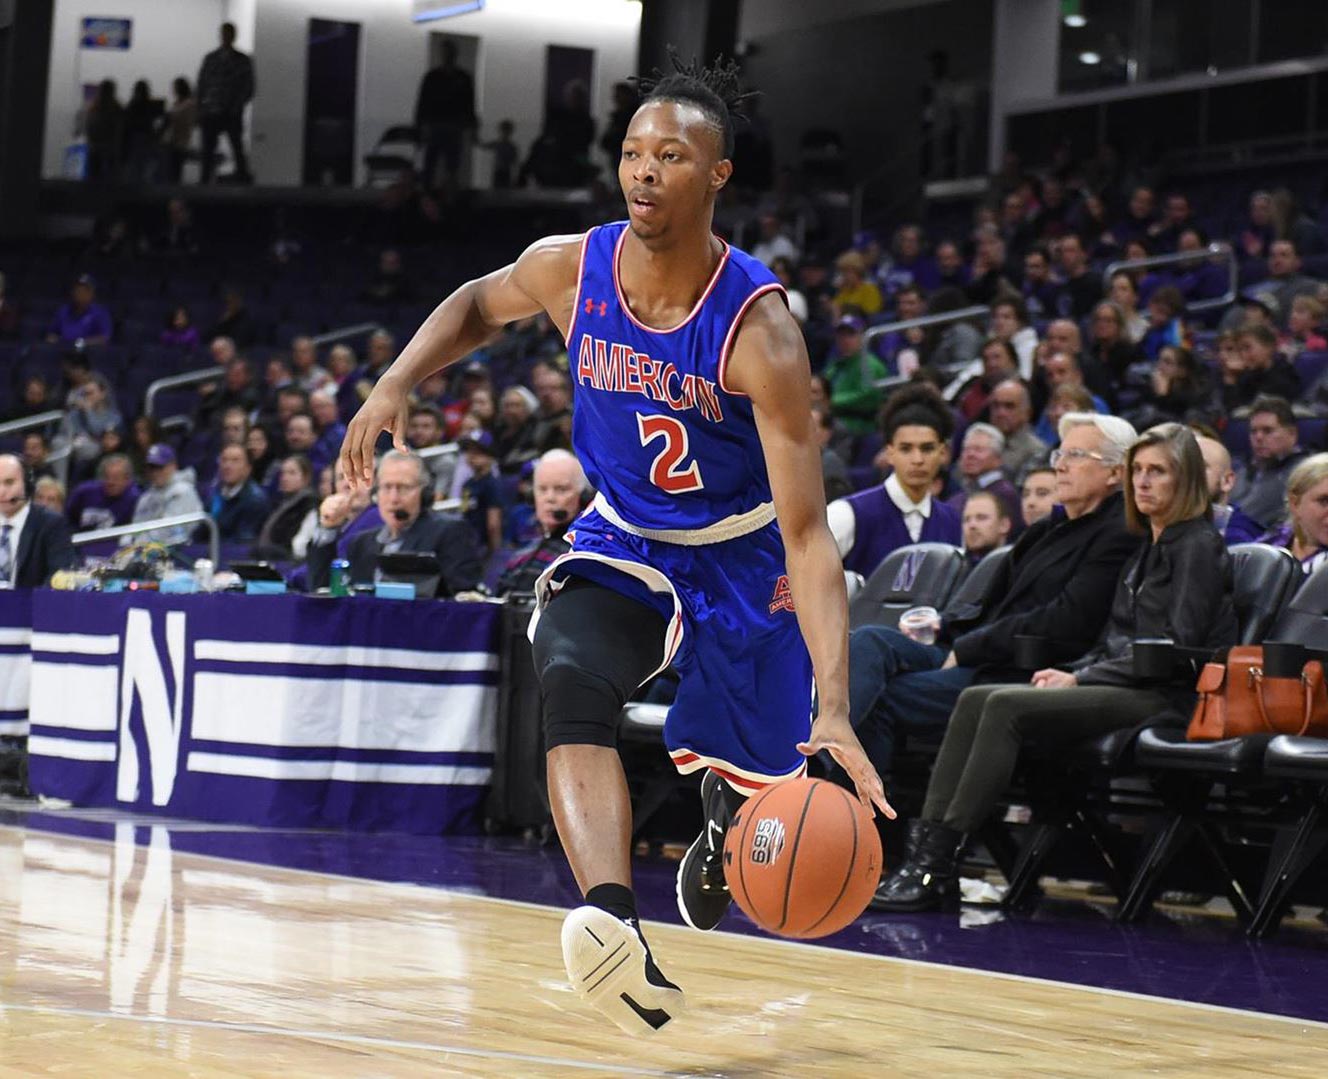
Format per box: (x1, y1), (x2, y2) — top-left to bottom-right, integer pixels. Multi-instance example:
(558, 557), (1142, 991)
(750, 817), (787, 865)
(768, 575), (795, 614)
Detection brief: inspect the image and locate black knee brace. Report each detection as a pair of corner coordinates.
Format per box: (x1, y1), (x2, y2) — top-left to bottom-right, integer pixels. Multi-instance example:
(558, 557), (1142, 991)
(538, 656), (624, 749)
(532, 577), (668, 751)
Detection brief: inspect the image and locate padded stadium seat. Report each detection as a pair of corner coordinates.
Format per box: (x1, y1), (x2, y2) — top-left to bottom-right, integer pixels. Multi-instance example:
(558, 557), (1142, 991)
(1229, 543), (1301, 644)
(1266, 560), (1328, 644)
(848, 542), (967, 631)
(617, 702), (686, 839)
(1221, 418), (1250, 464)
(20, 343), (65, 386)
(851, 431), (884, 468)
(1134, 726), (1274, 775)
(944, 544), (1011, 618)
(1298, 417), (1328, 453)
(844, 570), (865, 603)
(1248, 735), (1328, 937)
(1294, 351), (1328, 391)
(847, 466), (878, 492)
(1064, 717), (1185, 772)
(620, 702), (667, 743)
(1116, 727), (1275, 924)
(1257, 733), (1328, 783)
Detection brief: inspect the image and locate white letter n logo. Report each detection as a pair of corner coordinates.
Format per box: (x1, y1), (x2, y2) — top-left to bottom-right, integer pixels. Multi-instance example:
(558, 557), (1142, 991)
(116, 609), (186, 806)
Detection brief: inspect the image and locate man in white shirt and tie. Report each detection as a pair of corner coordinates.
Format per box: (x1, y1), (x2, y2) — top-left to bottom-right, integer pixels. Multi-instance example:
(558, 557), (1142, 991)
(0, 455), (77, 589)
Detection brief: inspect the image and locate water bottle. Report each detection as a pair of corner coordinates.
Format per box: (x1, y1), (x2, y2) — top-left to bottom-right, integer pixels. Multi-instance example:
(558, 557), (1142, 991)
(193, 558), (214, 591)
(330, 559), (351, 597)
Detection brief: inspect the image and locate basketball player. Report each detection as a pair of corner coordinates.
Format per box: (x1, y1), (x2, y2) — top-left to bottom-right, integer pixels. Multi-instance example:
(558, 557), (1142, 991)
(341, 58), (893, 1034)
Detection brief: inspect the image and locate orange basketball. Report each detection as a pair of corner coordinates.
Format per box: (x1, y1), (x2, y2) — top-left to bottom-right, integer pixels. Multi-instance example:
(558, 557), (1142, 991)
(723, 777), (883, 939)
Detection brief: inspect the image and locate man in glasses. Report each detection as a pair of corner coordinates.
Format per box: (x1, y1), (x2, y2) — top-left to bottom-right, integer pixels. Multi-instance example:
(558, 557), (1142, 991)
(845, 413), (1140, 802)
(306, 449), (481, 595)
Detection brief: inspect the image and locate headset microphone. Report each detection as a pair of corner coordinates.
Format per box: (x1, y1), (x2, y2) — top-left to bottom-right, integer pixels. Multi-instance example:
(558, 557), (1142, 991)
(392, 508), (410, 522)
(551, 508), (571, 523)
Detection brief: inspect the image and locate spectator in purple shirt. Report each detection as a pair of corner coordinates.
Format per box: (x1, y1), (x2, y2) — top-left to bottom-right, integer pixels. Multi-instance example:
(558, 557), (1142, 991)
(46, 274), (113, 346)
(66, 453), (139, 531)
(1113, 185), (1157, 247)
(309, 389), (347, 476)
(880, 224), (940, 298)
(160, 304), (200, 350)
(1173, 228), (1228, 306)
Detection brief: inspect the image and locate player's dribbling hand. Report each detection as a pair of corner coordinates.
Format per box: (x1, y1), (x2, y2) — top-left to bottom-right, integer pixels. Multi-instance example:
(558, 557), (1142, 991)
(798, 714), (896, 820)
(340, 378), (410, 490)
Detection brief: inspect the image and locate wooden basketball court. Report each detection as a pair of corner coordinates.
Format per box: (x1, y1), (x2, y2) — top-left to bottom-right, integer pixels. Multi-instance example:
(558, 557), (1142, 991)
(2, 820), (1325, 1076)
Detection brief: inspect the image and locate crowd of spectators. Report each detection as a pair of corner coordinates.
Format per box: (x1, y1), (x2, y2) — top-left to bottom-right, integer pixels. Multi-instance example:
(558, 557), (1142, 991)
(6, 132), (1328, 925)
(4, 161), (1328, 604)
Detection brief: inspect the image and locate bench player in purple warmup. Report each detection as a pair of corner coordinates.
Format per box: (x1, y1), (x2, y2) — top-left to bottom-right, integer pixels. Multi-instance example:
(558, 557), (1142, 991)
(340, 58), (892, 1035)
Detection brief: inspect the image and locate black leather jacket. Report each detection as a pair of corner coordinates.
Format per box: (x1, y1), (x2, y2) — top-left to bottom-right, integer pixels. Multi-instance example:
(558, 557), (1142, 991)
(1073, 516), (1237, 706)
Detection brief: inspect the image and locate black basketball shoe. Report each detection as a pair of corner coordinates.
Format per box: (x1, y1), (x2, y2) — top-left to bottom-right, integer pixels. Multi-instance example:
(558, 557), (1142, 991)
(675, 770), (734, 931)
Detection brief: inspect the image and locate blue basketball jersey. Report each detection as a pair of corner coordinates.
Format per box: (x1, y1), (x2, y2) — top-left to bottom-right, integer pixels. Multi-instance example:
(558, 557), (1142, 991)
(567, 221), (785, 531)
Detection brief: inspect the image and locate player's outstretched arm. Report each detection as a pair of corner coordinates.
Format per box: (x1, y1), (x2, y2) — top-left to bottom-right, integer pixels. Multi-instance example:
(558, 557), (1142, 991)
(340, 235), (581, 487)
(728, 295), (895, 819)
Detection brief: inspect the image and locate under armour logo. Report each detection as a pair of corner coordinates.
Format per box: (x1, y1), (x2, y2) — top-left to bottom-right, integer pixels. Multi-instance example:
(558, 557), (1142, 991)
(583, 298), (608, 316)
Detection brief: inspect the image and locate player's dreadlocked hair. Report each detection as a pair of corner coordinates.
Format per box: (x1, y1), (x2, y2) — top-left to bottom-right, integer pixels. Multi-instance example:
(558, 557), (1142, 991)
(636, 49), (754, 159)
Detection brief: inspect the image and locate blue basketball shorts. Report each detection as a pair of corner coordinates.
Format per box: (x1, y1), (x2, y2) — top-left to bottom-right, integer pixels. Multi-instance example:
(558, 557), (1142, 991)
(531, 504), (814, 793)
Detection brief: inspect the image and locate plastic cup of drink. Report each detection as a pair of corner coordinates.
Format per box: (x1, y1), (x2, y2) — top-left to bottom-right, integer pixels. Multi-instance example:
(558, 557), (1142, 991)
(899, 605), (941, 645)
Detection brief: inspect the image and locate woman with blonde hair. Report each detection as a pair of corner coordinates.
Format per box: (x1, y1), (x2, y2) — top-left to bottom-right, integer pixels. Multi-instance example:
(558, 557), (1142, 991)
(874, 422), (1237, 911)
(833, 250), (883, 316)
(33, 476), (67, 516)
(1258, 453), (1328, 575)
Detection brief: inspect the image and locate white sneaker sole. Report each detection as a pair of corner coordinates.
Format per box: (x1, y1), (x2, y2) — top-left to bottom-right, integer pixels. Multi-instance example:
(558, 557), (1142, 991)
(560, 906), (685, 1034)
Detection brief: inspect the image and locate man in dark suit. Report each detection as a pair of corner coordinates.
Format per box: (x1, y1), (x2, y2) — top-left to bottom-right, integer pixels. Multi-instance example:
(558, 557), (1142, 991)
(306, 449), (481, 594)
(0, 454), (78, 588)
(845, 414), (1141, 777)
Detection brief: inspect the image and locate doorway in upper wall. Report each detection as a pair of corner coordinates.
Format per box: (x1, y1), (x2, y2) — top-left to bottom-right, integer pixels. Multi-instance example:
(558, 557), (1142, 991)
(303, 18), (360, 186)
(534, 44), (595, 188)
(424, 32), (481, 188)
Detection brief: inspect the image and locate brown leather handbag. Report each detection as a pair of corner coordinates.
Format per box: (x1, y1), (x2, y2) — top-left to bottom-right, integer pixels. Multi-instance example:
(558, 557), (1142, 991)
(1188, 645), (1328, 740)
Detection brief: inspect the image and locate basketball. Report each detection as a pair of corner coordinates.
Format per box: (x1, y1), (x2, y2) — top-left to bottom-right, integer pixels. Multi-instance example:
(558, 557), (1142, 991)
(723, 777), (883, 939)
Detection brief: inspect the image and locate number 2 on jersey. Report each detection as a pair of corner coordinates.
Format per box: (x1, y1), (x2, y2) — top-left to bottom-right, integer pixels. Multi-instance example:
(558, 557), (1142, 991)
(637, 413), (705, 494)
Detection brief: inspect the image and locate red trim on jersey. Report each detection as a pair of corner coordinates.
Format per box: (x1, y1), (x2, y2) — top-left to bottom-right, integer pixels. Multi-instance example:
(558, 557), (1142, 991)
(669, 750), (808, 793)
(612, 227), (731, 335)
(562, 231), (594, 349)
(716, 283), (788, 397)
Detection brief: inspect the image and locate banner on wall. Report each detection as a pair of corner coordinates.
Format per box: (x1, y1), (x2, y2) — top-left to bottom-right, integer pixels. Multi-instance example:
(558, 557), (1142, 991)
(80, 17), (132, 50)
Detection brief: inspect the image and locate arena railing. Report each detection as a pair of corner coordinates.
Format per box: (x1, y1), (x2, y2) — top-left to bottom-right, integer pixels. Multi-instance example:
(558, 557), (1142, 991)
(0, 410), (65, 439)
(144, 368), (223, 420)
(144, 323), (386, 420)
(71, 511), (220, 568)
(311, 322), (382, 347)
(1103, 241), (1237, 313)
(865, 305), (991, 391)
(0, 410), (71, 485)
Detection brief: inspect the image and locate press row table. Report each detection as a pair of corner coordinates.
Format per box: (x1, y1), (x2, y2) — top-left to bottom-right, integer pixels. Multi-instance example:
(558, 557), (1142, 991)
(0, 588), (503, 834)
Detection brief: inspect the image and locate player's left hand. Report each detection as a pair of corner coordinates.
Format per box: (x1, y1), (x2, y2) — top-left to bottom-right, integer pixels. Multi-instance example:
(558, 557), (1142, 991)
(1031, 668), (1077, 689)
(798, 715), (895, 820)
